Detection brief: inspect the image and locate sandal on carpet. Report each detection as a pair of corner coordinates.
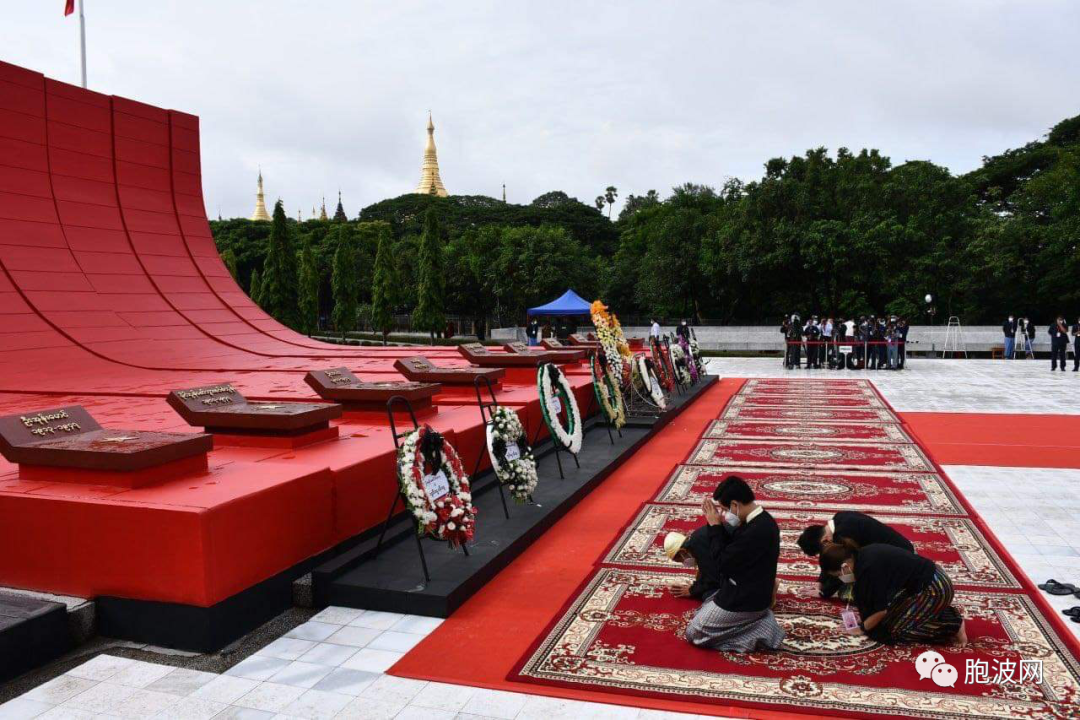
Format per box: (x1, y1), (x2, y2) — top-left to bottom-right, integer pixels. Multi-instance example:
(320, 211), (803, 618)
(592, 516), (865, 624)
(1039, 579), (1078, 595)
(1063, 607), (1080, 618)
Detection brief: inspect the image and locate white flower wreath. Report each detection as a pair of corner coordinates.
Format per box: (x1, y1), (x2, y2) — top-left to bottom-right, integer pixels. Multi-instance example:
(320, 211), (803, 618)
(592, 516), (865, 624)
(669, 342), (692, 386)
(537, 362), (583, 454)
(486, 406), (539, 502)
(634, 353), (667, 410)
(590, 351), (626, 429)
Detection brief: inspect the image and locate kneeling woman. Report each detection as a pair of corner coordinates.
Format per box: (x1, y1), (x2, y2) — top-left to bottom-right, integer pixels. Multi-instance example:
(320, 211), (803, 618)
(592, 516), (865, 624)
(820, 543), (967, 646)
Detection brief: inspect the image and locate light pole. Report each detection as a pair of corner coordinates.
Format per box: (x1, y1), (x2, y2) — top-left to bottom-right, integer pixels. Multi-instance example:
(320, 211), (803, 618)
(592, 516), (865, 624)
(925, 294), (937, 355)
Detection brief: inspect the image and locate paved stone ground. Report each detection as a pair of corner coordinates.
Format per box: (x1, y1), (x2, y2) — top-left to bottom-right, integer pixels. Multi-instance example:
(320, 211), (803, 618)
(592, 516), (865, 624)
(2, 357), (1078, 720)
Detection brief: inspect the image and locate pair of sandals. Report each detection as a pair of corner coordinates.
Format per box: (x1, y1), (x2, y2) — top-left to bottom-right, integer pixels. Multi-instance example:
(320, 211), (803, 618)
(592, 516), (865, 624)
(1040, 579), (1079, 596)
(1040, 580), (1080, 623)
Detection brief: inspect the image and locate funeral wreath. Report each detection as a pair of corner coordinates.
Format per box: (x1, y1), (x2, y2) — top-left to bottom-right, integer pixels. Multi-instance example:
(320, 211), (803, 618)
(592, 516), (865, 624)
(590, 350), (626, 429)
(633, 353), (667, 410)
(538, 362), (583, 454)
(486, 406), (539, 502)
(396, 425), (476, 548)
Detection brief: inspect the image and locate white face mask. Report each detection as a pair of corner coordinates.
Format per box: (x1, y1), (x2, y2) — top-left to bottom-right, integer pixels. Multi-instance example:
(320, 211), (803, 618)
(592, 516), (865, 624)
(723, 503), (741, 529)
(839, 563), (855, 584)
(681, 556), (696, 568)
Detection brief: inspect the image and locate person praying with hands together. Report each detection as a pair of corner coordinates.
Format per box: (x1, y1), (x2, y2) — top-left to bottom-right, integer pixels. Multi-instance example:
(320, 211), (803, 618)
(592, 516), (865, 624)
(683, 476), (785, 652)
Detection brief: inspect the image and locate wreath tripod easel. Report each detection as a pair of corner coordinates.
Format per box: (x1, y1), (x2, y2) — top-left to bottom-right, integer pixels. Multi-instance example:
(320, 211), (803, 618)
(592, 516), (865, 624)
(531, 362), (582, 480)
(585, 350), (624, 446)
(374, 395), (473, 583)
(470, 375), (538, 518)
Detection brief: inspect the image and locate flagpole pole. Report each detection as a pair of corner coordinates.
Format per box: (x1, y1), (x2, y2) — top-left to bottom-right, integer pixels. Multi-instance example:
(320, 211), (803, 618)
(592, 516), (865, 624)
(78, 0), (87, 88)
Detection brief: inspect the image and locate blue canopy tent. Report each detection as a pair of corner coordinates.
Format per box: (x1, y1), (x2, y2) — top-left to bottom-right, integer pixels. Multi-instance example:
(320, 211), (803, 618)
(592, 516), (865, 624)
(527, 289), (592, 316)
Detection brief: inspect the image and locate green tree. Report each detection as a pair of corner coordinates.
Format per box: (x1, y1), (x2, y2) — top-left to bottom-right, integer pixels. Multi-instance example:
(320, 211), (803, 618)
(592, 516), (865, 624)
(259, 200), (300, 328)
(411, 207), (446, 340)
(370, 225), (398, 344)
(221, 247), (238, 279)
(298, 241), (320, 335)
(446, 226), (501, 339)
(248, 267), (262, 306)
(594, 195), (605, 212)
(330, 225), (360, 338)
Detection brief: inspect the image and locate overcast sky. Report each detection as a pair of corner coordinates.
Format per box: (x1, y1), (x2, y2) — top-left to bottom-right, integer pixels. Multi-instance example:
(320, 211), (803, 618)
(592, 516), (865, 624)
(5, 1), (1079, 219)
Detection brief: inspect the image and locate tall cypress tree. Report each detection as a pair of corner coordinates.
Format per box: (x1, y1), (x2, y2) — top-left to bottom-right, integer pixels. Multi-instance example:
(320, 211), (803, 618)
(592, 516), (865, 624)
(331, 225), (360, 339)
(248, 267), (262, 306)
(411, 206), (446, 341)
(260, 200), (300, 328)
(298, 241), (320, 336)
(370, 225), (397, 345)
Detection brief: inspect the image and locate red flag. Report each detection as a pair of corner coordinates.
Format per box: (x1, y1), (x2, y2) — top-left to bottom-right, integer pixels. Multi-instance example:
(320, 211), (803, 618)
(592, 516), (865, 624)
(65, 0), (75, 16)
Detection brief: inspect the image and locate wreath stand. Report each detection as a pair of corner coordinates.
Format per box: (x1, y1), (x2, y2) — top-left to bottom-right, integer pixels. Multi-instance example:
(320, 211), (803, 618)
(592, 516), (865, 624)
(530, 373), (580, 481)
(622, 353), (665, 418)
(374, 395), (469, 584)
(664, 337), (688, 396)
(585, 351), (620, 446)
(471, 375), (512, 519)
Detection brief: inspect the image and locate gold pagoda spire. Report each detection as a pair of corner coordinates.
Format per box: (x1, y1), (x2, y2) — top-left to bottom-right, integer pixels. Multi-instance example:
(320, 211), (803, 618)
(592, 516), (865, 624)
(251, 169), (271, 222)
(319, 196), (329, 222)
(415, 112), (448, 197)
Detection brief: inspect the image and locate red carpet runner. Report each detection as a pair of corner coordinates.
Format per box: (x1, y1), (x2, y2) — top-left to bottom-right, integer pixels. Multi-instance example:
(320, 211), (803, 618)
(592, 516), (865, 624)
(510, 379), (1080, 719)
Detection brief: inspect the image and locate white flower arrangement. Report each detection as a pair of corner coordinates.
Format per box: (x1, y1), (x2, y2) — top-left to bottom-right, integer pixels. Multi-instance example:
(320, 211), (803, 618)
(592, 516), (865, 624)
(669, 342), (692, 387)
(634, 353), (667, 410)
(486, 406), (539, 502)
(589, 352), (626, 429)
(537, 362), (583, 454)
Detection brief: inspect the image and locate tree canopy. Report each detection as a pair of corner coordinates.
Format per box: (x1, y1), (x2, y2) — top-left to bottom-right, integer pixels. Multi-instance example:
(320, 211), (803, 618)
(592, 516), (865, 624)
(213, 112), (1080, 331)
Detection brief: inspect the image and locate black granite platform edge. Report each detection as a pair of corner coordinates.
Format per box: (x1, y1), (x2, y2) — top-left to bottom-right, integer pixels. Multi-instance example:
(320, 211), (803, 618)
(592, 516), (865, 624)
(0, 593), (71, 683)
(317, 376), (718, 617)
(90, 376), (716, 652)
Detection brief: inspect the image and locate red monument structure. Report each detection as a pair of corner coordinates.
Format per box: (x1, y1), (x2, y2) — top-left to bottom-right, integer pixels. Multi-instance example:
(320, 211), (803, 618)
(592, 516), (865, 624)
(0, 60), (594, 649)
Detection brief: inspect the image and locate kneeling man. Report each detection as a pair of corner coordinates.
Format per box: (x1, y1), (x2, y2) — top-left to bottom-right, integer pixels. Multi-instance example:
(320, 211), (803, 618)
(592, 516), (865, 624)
(684, 476), (785, 652)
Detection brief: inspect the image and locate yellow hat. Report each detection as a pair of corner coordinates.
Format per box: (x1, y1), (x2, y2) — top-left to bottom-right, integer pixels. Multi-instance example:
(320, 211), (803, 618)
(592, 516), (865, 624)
(663, 532), (687, 560)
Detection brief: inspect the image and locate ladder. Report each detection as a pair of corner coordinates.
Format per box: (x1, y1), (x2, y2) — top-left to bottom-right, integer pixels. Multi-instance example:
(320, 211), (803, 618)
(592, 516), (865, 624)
(940, 316), (968, 359)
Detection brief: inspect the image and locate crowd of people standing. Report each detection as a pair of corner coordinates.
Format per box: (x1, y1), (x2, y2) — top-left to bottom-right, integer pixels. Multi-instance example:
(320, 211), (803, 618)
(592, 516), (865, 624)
(781, 315), (909, 371)
(1002, 315), (1080, 371)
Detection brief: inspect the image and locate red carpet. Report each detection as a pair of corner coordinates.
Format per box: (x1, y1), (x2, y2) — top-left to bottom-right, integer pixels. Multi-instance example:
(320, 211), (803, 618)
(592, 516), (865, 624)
(901, 412), (1080, 469)
(394, 379), (1080, 718)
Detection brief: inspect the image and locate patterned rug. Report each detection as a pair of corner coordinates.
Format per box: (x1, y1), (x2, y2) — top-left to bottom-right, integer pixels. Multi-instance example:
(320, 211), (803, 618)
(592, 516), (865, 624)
(511, 379), (1080, 719)
(721, 403), (900, 424)
(687, 438), (935, 473)
(704, 419), (912, 444)
(656, 465), (966, 515)
(515, 570), (1080, 719)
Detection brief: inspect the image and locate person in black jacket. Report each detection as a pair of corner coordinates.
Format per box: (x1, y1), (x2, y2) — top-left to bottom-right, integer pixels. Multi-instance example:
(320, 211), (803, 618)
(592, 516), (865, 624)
(797, 511), (915, 600)
(1002, 315), (1017, 360)
(684, 476), (785, 652)
(1049, 316), (1070, 371)
(897, 317), (909, 369)
(783, 315), (802, 369)
(1073, 317), (1080, 372)
(820, 544), (966, 646)
(526, 318), (540, 347)
(664, 528), (724, 601)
